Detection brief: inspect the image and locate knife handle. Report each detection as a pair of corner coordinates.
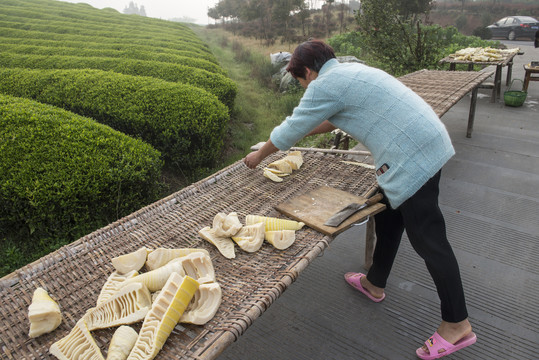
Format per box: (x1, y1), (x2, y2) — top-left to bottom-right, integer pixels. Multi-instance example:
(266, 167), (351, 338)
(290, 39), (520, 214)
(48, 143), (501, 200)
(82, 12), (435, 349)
(365, 192), (383, 206)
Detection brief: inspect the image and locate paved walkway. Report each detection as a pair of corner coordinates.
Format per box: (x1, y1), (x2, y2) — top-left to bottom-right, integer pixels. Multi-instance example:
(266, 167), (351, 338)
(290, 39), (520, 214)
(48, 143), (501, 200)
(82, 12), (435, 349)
(220, 41), (539, 359)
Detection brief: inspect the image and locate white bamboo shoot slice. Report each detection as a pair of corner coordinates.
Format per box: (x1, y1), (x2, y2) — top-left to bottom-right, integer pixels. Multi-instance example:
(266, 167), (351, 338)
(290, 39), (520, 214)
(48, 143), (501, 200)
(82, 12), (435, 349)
(97, 270), (139, 305)
(231, 222), (265, 252)
(126, 273), (199, 360)
(263, 168), (283, 182)
(145, 248), (210, 271)
(179, 252), (215, 284)
(111, 247), (149, 274)
(84, 283), (152, 331)
(199, 226), (235, 259)
(265, 230), (296, 250)
(245, 215), (304, 231)
(107, 326), (138, 360)
(180, 282), (222, 325)
(122, 259), (185, 292)
(267, 159), (292, 173)
(212, 212), (242, 237)
(49, 319), (105, 360)
(28, 287), (62, 338)
(285, 151), (303, 169)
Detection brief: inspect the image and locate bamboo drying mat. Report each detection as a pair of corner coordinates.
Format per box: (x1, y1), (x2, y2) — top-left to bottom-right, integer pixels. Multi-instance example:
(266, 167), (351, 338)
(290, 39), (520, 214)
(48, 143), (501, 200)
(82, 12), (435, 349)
(398, 69), (493, 117)
(0, 151), (377, 360)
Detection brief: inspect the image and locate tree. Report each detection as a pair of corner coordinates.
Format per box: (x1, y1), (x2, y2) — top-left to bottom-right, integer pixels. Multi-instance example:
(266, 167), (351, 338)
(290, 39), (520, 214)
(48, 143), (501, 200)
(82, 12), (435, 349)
(273, 0), (306, 39)
(356, 0), (440, 75)
(123, 1), (146, 16)
(323, 0), (335, 37)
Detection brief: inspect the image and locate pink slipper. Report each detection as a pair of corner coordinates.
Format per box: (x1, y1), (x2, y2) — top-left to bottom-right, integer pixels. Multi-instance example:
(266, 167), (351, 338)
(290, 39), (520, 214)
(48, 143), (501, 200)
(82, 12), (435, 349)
(416, 331), (477, 359)
(344, 272), (385, 302)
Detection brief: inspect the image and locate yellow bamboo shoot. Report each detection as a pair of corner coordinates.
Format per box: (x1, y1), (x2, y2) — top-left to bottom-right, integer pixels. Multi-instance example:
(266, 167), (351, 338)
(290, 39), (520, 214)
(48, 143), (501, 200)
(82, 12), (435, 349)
(245, 215), (304, 231)
(127, 273), (199, 360)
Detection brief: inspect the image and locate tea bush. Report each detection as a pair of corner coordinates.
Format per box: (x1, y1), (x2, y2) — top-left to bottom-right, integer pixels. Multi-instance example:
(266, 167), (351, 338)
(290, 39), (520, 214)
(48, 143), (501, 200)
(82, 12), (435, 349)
(0, 68), (230, 171)
(0, 94), (163, 276)
(0, 35), (218, 64)
(0, 43), (219, 66)
(0, 52), (236, 109)
(0, 23), (208, 54)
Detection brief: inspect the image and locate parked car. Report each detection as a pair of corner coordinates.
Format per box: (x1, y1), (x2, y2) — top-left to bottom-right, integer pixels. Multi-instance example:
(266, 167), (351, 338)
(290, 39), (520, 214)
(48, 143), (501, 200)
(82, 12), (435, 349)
(487, 16), (539, 40)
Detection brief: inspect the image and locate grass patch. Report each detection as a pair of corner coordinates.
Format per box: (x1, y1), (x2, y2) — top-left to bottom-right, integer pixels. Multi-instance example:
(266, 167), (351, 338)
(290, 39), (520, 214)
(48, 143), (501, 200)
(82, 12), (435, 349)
(192, 26), (304, 167)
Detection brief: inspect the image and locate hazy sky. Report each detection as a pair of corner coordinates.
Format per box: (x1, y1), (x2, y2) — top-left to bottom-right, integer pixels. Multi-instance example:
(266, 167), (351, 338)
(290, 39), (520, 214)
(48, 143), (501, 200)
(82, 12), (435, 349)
(58, 0), (220, 24)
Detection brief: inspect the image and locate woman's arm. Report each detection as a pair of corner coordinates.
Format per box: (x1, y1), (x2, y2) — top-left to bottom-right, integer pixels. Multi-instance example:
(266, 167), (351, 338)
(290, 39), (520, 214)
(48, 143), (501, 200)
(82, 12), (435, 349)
(243, 120), (336, 169)
(306, 120), (336, 136)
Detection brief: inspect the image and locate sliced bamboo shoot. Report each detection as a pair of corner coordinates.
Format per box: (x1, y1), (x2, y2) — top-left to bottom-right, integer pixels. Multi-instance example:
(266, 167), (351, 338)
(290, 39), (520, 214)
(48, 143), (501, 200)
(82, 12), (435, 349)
(265, 230), (296, 250)
(263, 168), (283, 182)
(231, 222), (265, 252)
(84, 283), (152, 331)
(180, 282), (222, 325)
(267, 159), (292, 174)
(285, 151), (303, 169)
(212, 212), (242, 237)
(28, 287), (62, 338)
(199, 226), (235, 259)
(107, 326), (138, 360)
(49, 319), (105, 360)
(179, 252), (215, 284)
(146, 248), (210, 271)
(122, 259), (185, 292)
(126, 273), (199, 360)
(97, 270), (139, 305)
(111, 247), (149, 274)
(245, 215), (305, 231)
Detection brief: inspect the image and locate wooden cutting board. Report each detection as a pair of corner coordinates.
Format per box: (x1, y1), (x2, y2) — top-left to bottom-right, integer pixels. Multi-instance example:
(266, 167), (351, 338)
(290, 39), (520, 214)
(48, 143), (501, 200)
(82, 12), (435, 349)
(275, 186), (386, 236)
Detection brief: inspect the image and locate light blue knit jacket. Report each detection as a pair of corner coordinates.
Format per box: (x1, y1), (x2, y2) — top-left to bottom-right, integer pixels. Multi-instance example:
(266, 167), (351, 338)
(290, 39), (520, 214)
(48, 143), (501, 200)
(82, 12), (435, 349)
(270, 58), (455, 208)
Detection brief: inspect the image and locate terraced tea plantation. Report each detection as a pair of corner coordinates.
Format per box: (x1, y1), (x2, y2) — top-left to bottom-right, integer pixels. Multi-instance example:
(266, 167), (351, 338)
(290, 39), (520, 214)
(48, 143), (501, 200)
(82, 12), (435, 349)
(0, 0), (237, 276)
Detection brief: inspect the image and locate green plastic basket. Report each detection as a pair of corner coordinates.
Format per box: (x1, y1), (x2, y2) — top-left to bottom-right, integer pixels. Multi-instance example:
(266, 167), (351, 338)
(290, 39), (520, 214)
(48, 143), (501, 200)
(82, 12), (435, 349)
(504, 79), (527, 107)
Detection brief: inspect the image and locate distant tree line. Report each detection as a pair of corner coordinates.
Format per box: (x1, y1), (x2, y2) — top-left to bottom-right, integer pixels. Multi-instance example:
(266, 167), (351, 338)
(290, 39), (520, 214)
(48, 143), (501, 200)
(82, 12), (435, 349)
(207, 0), (361, 44)
(123, 1), (146, 16)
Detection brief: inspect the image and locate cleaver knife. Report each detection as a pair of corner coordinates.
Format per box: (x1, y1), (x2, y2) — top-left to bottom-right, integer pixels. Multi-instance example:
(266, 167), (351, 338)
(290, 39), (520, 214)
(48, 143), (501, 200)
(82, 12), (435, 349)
(324, 193), (384, 227)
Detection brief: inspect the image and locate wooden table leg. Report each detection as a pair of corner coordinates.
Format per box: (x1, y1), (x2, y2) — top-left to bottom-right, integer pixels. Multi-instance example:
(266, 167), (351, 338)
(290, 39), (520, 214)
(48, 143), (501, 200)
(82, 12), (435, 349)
(467, 87), (479, 138)
(506, 61), (513, 86)
(364, 217), (376, 271)
(492, 65), (502, 103)
(523, 69), (531, 91)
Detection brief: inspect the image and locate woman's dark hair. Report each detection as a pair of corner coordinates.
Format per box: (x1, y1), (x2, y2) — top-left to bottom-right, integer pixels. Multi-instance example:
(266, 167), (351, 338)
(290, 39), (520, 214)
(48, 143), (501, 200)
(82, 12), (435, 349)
(286, 40), (336, 79)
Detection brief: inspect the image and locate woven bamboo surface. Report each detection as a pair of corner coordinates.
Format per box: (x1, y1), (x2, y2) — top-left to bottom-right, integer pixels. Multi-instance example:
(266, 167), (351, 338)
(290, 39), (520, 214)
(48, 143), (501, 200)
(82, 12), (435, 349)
(398, 69), (494, 117)
(0, 152), (376, 360)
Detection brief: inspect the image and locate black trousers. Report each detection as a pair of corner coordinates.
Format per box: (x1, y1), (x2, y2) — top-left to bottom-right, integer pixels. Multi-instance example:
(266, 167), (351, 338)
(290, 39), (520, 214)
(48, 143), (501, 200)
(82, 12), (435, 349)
(367, 170), (469, 323)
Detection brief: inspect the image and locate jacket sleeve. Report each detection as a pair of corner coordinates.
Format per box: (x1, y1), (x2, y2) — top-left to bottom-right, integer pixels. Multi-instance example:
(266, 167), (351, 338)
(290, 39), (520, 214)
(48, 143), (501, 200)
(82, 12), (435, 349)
(270, 83), (344, 151)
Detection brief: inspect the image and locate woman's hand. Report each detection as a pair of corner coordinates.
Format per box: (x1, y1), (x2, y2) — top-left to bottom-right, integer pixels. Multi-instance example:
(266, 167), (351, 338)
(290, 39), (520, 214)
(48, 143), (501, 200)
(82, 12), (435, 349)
(243, 151), (263, 169)
(243, 139), (279, 169)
